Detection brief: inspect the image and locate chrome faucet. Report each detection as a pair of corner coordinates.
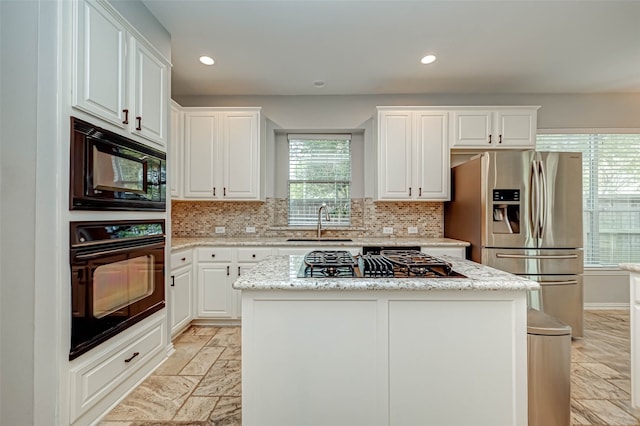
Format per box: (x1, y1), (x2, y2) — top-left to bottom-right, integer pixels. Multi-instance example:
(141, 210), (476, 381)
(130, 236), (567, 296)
(317, 203), (331, 239)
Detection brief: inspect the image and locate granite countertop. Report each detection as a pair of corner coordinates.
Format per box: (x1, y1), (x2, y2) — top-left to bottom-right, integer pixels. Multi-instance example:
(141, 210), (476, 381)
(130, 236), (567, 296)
(232, 255), (540, 292)
(171, 236), (469, 251)
(619, 263), (640, 273)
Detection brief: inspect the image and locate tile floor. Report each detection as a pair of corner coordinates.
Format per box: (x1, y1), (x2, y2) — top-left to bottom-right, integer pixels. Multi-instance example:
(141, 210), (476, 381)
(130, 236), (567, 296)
(100, 310), (640, 426)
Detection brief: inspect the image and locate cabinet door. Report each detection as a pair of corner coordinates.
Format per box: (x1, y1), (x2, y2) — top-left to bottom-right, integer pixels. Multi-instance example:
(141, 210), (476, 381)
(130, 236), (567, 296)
(451, 110), (493, 147)
(197, 263), (233, 318)
(170, 265), (192, 335)
(495, 110), (536, 148)
(169, 102), (183, 198)
(184, 113), (219, 199)
(131, 39), (168, 147)
(73, 0), (127, 127)
(414, 111), (450, 200)
(378, 111), (412, 199)
(222, 111), (260, 199)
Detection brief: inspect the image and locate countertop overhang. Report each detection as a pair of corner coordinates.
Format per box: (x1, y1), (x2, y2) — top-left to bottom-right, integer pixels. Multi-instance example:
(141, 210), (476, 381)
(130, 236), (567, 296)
(233, 255), (540, 292)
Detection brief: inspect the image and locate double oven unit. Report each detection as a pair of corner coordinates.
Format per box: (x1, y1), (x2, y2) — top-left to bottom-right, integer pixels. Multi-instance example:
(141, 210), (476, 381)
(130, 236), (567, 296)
(68, 117), (167, 360)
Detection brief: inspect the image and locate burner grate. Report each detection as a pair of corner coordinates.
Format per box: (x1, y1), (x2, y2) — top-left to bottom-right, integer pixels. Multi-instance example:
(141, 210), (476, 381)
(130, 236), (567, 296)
(302, 250), (357, 278)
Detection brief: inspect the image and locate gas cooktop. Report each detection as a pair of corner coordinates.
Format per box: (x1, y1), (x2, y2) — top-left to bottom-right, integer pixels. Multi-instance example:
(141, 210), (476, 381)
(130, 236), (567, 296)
(298, 249), (466, 278)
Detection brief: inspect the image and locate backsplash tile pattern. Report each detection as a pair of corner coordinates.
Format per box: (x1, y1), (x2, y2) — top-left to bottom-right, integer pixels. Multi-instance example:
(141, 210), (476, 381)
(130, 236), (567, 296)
(171, 198), (443, 238)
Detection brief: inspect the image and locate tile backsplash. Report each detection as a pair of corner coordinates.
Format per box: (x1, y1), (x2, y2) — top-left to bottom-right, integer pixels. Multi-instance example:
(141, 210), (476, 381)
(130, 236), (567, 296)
(171, 198), (443, 238)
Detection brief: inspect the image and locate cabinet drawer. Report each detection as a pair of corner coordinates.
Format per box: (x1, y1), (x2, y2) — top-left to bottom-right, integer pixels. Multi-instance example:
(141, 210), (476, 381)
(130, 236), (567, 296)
(171, 249), (193, 269)
(421, 247), (466, 259)
(237, 247), (273, 262)
(69, 314), (165, 422)
(197, 247), (233, 262)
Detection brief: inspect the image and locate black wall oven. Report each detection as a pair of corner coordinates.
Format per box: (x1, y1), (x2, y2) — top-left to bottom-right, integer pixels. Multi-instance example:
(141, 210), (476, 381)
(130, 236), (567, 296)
(69, 220), (165, 360)
(70, 117), (166, 211)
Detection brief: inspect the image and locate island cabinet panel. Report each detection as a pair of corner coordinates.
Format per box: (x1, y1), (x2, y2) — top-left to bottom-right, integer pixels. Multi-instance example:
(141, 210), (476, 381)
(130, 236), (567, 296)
(241, 290), (528, 426)
(243, 298), (383, 426)
(388, 300), (520, 425)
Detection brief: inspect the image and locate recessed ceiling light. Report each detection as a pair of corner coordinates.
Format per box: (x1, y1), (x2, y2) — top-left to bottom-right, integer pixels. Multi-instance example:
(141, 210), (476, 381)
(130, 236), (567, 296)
(199, 56), (215, 66)
(313, 80), (326, 88)
(420, 54), (437, 65)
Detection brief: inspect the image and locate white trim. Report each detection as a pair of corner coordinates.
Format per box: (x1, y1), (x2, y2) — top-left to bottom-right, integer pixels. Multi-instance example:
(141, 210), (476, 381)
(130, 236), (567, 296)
(584, 303), (629, 310)
(584, 267), (630, 276)
(538, 128), (640, 134)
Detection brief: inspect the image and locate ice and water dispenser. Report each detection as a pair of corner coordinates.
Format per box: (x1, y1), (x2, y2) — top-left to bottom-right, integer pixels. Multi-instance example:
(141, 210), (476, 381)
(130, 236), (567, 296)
(492, 189), (521, 234)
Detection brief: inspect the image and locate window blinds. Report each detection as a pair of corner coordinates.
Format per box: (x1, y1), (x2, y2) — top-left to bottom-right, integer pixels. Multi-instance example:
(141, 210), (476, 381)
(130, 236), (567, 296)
(537, 133), (640, 266)
(288, 136), (351, 226)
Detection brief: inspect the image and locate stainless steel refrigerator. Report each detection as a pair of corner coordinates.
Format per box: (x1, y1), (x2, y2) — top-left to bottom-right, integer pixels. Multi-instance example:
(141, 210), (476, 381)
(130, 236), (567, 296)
(445, 151), (584, 337)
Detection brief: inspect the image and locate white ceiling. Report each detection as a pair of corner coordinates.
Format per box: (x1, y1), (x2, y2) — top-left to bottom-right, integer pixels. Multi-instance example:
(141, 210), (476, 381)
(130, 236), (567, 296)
(141, 0), (640, 97)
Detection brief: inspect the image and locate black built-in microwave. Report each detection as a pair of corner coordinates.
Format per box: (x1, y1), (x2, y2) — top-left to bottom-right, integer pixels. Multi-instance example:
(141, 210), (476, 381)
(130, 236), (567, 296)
(69, 117), (166, 211)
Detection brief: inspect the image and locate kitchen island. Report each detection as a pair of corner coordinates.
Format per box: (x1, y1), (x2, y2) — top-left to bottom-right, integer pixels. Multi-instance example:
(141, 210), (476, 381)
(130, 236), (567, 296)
(234, 255), (539, 426)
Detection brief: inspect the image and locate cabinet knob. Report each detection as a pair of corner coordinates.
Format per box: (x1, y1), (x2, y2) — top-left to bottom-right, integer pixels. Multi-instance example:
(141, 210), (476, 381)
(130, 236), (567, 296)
(136, 116), (142, 131)
(252, 254), (256, 258)
(488, 134), (492, 144)
(211, 253), (216, 258)
(181, 257), (186, 261)
(122, 109), (129, 124)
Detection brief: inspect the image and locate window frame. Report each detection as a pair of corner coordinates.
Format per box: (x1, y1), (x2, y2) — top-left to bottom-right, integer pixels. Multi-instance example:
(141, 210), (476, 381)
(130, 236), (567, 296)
(537, 128), (640, 268)
(287, 134), (353, 227)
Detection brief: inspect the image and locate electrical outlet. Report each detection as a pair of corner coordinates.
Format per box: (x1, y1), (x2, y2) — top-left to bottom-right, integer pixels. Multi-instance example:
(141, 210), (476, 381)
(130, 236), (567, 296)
(408, 227), (418, 234)
(383, 227), (394, 234)
(214, 226), (226, 234)
(245, 226), (256, 233)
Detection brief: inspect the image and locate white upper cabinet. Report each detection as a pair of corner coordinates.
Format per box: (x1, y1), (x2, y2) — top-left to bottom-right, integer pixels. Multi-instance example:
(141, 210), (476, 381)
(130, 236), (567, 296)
(377, 108), (450, 201)
(130, 38), (168, 145)
(450, 107), (539, 149)
(169, 101), (183, 198)
(183, 108), (262, 200)
(184, 111), (219, 198)
(73, 0), (169, 149)
(73, 0), (127, 127)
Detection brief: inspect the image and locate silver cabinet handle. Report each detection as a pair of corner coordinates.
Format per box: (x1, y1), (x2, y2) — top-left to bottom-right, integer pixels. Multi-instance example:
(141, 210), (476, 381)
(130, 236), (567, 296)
(495, 253), (578, 260)
(539, 280), (579, 286)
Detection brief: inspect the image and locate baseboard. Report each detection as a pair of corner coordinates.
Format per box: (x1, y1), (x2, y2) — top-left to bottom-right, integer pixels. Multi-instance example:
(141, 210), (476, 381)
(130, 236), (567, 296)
(584, 302), (629, 310)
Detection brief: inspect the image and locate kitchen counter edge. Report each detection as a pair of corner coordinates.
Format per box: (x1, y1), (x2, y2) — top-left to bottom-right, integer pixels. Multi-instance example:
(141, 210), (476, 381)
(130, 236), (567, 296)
(171, 237), (470, 251)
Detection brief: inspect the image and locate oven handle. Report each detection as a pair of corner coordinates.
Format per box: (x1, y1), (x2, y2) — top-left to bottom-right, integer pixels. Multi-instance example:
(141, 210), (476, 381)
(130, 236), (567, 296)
(73, 241), (165, 260)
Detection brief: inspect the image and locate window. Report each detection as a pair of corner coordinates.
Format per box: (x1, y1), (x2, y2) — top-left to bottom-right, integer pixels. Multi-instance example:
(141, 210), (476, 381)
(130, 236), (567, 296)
(288, 134), (351, 226)
(537, 133), (640, 267)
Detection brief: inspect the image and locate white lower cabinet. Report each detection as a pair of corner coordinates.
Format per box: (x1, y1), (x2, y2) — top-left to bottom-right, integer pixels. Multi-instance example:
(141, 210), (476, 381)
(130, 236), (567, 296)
(170, 250), (193, 336)
(421, 246), (466, 258)
(197, 247), (235, 318)
(69, 311), (167, 425)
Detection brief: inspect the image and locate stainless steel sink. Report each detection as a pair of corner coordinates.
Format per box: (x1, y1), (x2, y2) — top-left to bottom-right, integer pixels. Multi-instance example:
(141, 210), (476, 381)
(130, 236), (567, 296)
(286, 238), (353, 242)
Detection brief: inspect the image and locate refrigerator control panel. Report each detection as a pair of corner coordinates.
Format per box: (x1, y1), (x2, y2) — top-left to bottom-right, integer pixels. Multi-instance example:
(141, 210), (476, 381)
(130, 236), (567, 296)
(493, 189), (520, 202)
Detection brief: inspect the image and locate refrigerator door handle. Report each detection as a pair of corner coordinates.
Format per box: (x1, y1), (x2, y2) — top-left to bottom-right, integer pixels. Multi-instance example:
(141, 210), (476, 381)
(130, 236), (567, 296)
(538, 280), (579, 286)
(530, 160), (540, 238)
(495, 253), (579, 260)
(538, 160), (548, 239)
